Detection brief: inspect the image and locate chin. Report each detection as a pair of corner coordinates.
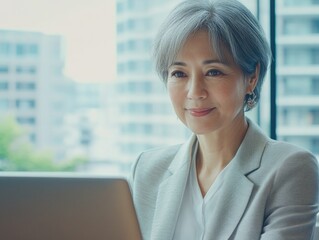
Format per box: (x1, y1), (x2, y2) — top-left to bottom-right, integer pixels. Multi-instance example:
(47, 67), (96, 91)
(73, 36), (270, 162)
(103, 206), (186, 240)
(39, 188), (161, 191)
(187, 125), (217, 135)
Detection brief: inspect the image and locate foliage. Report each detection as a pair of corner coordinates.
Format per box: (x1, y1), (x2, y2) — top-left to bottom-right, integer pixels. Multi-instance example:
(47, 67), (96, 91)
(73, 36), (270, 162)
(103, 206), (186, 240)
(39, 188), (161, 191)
(0, 116), (22, 160)
(0, 116), (87, 171)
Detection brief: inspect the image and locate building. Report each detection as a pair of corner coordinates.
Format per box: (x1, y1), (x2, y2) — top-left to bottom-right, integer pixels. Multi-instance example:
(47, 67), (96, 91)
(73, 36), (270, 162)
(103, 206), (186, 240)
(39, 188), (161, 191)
(0, 29), (72, 160)
(62, 82), (126, 174)
(114, 0), (189, 164)
(276, 0), (319, 158)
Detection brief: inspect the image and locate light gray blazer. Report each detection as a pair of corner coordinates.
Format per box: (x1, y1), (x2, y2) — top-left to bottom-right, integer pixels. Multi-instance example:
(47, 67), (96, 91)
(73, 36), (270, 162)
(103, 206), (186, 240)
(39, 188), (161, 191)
(130, 119), (319, 240)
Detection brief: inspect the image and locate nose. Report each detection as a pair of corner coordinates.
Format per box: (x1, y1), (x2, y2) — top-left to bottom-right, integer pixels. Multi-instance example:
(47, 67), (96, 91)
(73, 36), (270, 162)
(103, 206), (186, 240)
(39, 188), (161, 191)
(187, 74), (208, 100)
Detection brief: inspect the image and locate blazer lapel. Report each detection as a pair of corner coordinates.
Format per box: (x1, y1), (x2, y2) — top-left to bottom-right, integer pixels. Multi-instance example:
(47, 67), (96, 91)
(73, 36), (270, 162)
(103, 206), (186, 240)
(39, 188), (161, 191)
(207, 168), (254, 239)
(150, 135), (196, 240)
(207, 119), (269, 239)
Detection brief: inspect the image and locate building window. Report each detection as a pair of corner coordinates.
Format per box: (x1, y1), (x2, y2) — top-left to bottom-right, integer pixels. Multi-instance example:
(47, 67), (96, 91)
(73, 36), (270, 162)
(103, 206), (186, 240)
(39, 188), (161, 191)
(281, 77), (311, 96)
(283, 47), (319, 66)
(0, 42), (11, 55)
(0, 66), (9, 73)
(16, 66), (37, 74)
(284, 0), (317, 6)
(117, 2), (125, 13)
(16, 82), (36, 90)
(17, 117), (36, 125)
(80, 128), (92, 146)
(0, 82), (9, 90)
(15, 43), (39, 56)
(16, 44), (27, 56)
(15, 99), (36, 109)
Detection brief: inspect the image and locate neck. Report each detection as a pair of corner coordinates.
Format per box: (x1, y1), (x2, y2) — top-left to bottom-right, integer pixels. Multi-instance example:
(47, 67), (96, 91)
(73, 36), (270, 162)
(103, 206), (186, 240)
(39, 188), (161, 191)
(196, 117), (248, 173)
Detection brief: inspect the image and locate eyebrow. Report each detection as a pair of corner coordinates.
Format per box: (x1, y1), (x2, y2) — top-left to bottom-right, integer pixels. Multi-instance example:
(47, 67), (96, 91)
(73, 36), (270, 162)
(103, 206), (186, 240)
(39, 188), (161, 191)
(170, 59), (229, 67)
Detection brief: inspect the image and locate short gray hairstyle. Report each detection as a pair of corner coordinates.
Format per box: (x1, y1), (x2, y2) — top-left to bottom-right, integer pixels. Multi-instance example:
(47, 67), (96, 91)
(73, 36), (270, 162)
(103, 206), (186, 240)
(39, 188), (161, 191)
(153, 0), (271, 111)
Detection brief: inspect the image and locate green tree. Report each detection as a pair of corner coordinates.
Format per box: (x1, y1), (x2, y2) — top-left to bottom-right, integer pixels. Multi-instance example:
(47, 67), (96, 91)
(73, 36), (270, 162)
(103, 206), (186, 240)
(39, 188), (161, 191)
(0, 116), (87, 171)
(0, 116), (21, 161)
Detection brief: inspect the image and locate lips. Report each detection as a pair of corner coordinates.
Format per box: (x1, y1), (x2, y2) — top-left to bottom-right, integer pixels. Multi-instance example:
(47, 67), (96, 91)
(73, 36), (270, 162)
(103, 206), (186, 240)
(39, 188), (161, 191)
(187, 108), (215, 117)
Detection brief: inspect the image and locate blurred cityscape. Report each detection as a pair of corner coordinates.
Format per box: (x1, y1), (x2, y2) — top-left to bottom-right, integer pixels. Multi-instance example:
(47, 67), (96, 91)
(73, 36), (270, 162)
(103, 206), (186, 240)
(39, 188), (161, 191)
(0, 0), (318, 176)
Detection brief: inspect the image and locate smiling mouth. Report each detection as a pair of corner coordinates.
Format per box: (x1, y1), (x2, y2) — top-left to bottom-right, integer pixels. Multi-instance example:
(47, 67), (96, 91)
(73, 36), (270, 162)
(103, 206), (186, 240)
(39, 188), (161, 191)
(187, 108), (215, 117)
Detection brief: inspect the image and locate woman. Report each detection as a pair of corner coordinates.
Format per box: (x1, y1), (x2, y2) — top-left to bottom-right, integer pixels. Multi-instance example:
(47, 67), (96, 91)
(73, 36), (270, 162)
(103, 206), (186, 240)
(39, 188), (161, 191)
(130, 0), (319, 239)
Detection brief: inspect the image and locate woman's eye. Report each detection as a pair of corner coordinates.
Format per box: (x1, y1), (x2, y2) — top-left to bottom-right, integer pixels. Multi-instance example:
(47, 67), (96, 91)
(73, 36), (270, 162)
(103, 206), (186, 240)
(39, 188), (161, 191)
(171, 71), (186, 78)
(207, 69), (222, 76)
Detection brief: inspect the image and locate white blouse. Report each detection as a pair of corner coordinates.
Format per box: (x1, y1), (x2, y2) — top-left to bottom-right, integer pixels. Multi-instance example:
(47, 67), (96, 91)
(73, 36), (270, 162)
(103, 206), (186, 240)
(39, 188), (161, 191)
(173, 142), (233, 240)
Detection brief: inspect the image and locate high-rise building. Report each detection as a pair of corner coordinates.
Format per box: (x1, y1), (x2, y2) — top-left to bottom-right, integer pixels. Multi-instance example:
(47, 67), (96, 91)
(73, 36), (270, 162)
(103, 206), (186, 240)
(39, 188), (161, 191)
(276, 0), (319, 159)
(62, 82), (124, 174)
(0, 29), (71, 160)
(114, 0), (189, 164)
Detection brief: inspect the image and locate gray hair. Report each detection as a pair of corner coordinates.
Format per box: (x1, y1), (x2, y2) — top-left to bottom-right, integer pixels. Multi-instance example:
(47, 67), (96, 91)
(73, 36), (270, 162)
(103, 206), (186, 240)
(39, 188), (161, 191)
(153, 0), (271, 111)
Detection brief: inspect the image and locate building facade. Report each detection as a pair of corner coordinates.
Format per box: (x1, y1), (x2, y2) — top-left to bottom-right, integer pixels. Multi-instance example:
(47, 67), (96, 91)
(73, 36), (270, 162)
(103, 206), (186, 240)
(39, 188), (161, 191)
(276, 0), (319, 158)
(114, 0), (189, 165)
(0, 29), (71, 160)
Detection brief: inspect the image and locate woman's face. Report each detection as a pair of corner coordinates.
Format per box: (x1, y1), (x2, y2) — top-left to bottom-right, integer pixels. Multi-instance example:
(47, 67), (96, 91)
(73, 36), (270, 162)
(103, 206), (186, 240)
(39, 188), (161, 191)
(167, 30), (256, 135)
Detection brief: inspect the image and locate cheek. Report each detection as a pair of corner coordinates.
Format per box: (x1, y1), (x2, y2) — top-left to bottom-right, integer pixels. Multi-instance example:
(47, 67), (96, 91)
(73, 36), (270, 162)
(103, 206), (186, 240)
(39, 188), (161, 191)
(215, 82), (246, 107)
(167, 84), (184, 106)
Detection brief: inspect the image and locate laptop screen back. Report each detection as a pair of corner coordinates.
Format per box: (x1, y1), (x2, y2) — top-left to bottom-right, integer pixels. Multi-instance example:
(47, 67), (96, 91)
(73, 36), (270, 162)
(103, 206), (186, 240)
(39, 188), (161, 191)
(0, 173), (142, 240)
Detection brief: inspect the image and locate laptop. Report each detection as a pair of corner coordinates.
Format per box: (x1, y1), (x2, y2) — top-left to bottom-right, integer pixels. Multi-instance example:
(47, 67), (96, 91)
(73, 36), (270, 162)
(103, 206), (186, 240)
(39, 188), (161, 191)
(0, 172), (142, 240)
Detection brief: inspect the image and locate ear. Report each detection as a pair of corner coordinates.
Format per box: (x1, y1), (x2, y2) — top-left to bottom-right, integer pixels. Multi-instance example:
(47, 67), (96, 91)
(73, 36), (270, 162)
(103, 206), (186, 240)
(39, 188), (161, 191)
(246, 63), (260, 93)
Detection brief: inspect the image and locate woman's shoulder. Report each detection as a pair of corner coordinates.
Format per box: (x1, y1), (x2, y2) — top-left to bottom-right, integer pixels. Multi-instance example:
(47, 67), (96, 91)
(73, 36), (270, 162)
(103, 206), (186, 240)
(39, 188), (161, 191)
(241, 119), (317, 172)
(139, 144), (182, 160)
(262, 138), (318, 172)
(130, 144), (183, 185)
(134, 144), (182, 173)
(265, 139), (316, 159)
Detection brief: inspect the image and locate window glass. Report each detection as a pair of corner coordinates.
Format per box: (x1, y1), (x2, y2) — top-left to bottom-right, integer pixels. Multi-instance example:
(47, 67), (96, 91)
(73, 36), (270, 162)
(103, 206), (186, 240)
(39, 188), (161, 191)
(0, 66), (9, 73)
(16, 82), (36, 90)
(0, 81), (9, 90)
(5, 1), (317, 175)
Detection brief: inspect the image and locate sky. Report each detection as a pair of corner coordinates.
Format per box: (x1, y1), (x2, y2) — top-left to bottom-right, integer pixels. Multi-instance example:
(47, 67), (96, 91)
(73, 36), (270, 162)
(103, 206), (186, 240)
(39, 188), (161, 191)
(0, 0), (116, 82)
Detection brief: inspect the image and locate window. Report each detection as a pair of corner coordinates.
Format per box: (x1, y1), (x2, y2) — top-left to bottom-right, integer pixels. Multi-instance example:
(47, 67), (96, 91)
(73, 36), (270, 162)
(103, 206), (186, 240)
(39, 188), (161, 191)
(16, 66), (37, 74)
(0, 82), (9, 90)
(280, 77), (318, 96)
(0, 42), (11, 55)
(15, 99), (36, 109)
(16, 44), (27, 56)
(17, 117), (36, 125)
(0, 66), (9, 73)
(0, 0), (317, 176)
(16, 43), (39, 56)
(16, 82), (36, 90)
(283, 47), (319, 66)
(284, 0), (316, 6)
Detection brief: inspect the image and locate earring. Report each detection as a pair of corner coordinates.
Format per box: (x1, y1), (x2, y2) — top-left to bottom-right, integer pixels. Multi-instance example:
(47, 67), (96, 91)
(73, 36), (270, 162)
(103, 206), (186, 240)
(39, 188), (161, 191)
(245, 91), (257, 111)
